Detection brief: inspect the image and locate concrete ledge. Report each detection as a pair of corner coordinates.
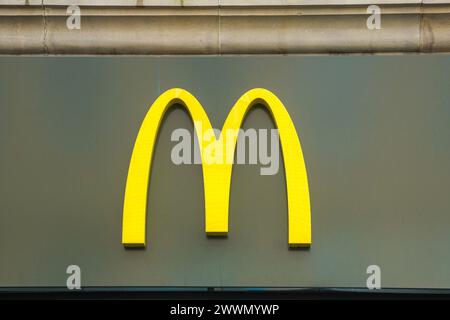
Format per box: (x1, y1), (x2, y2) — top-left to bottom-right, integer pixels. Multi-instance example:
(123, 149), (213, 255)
(1, 2), (449, 55)
(4, 1), (450, 6)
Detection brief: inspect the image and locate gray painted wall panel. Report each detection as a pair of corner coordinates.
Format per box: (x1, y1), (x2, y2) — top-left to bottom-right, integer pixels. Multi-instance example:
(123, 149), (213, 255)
(0, 56), (449, 288)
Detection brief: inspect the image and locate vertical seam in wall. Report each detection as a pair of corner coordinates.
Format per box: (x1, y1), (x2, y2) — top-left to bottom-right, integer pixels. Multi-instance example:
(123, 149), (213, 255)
(218, 0), (221, 55)
(418, 0), (424, 52)
(41, 0), (49, 55)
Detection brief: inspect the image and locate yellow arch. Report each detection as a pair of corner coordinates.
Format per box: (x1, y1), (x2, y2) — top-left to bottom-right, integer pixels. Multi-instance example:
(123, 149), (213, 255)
(122, 88), (311, 247)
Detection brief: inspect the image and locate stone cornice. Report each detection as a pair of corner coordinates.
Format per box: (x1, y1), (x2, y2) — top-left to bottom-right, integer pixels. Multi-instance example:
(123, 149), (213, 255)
(1, 1), (449, 54)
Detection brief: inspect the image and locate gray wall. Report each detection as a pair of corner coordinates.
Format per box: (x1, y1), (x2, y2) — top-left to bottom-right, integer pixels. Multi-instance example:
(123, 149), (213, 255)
(0, 56), (449, 288)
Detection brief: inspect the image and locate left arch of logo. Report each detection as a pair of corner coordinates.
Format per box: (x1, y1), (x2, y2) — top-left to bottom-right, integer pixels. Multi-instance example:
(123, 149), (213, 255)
(122, 88), (311, 248)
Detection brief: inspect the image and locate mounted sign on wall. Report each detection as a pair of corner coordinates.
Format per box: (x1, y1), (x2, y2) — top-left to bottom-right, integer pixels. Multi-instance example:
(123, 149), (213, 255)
(122, 88), (311, 248)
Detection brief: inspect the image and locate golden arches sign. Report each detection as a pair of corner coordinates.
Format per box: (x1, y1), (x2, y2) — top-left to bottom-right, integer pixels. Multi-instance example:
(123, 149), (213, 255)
(122, 88), (311, 248)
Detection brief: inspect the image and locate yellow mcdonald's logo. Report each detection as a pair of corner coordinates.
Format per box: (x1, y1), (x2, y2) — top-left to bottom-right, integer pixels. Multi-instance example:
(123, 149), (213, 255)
(122, 88), (311, 248)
